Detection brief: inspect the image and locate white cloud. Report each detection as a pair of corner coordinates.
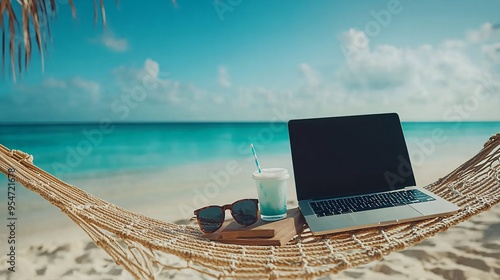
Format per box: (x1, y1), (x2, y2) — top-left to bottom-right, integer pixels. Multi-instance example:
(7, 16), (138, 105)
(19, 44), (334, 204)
(101, 32), (129, 52)
(4, 23), (499, 122)
(112, 59), (170, 89)
(70, 78), (101, 102)
(300, 63), (321, 87)
(71, 78), (100, 93)
(42, 77), (100, 98)
(340, 28), (370, 60)
(218, 66), (231, 88)
(112, 59), (197, 109)
(2, 76), (103, 121)
(162, 81), (181, 104)
(337, 28), (486, 99)
(43, 77), (67, 89)
(144, 59), (160, 79)
(466, 23), (500, 43)
(337, 44), (414, 91)
(102, 32), (500, 121)
(482, 43), (500, 63)
(285, 25), (500, 121)
(441, 39), (466, 49)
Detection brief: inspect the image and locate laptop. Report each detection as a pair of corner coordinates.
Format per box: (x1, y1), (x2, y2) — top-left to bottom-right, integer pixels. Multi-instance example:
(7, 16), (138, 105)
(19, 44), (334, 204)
(288, 113), (459, 235)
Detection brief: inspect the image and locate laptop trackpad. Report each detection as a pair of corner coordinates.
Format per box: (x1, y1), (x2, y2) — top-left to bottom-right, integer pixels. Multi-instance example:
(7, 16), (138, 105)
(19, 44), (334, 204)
(309, 213), (357, 233)
(351, 206), (421, 225)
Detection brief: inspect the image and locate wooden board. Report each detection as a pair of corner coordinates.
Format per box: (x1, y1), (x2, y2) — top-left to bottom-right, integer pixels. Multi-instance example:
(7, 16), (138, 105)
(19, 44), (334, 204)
(202, 208), (305, 246)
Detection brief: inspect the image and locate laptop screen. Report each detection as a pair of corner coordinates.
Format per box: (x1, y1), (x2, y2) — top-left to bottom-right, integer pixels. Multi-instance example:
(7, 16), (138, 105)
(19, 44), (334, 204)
(288, 113), (416, 201)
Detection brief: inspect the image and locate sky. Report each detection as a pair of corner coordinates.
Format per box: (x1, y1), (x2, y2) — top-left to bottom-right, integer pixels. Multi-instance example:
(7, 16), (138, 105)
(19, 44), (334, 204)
(0, 0), (499, 122)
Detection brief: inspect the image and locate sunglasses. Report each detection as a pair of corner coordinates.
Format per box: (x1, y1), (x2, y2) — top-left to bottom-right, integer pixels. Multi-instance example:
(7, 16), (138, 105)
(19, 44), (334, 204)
(193, 199), (259, 233)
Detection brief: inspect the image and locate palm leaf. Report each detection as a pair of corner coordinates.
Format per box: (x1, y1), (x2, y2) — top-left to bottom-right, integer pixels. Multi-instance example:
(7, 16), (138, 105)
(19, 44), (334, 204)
(4, 1), (18, 82)
(22, 0), (31, 70)
(2, 30), (5, 78)
(0, 0), (115, 82)
(0, 1), (5, 78)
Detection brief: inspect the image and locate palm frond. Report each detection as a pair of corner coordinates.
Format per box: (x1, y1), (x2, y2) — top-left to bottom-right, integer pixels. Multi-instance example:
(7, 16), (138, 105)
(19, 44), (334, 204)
(22, 0), (31, 70)
(100, 0), (106, 28)
(0, 0), (114, 82)
(2, 27), (5, 79)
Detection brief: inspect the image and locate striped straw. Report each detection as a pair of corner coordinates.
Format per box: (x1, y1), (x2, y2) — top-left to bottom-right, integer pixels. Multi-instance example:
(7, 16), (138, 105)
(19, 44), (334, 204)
(250, 143), (262, 173)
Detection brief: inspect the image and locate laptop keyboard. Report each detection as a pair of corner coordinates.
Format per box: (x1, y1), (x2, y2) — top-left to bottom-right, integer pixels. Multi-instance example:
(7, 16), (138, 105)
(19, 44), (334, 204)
(310, 189), (435, 217)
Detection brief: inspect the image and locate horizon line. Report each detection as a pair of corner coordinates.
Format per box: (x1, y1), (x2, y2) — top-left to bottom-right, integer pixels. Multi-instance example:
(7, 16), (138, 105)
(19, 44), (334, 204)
(1, 120), (499, 126)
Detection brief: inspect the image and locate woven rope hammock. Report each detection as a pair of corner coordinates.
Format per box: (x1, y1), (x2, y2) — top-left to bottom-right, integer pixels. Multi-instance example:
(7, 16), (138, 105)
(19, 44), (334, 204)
(1, 134), (499, 279)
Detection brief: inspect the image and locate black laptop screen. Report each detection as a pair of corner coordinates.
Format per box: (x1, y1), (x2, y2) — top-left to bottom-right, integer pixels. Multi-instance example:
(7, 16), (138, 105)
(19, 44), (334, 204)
(288, 113), (416, 201)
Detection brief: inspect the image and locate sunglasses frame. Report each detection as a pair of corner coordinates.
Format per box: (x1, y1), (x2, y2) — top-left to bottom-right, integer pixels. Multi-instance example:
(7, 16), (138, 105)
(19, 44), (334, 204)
(193, 198), (259, 233)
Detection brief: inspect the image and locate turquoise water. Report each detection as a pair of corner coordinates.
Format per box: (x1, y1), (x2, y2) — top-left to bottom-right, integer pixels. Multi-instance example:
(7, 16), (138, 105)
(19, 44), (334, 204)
(0, 122), (291, 180)
(401, 122), (499, 140)
(1, 122), (498, 180)
(402, 122), (499, 165)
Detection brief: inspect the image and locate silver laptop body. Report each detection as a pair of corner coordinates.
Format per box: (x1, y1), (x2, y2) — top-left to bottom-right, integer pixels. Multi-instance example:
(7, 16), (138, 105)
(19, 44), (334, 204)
(288, 113), (459, 235)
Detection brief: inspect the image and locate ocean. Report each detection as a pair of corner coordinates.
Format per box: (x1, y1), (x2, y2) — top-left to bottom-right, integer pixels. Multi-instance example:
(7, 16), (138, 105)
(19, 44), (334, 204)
(0, 122), (499, 228)
(0, 122), (291, 176)
(1, 122), (498, 177)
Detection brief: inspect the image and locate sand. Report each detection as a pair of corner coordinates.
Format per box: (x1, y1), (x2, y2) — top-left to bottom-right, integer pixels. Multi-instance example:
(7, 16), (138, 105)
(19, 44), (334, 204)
(0, 153), (499, 279)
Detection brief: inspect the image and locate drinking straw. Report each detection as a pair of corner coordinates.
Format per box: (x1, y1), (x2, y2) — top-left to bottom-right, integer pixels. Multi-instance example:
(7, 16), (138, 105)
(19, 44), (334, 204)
(250, 143), (262, 173)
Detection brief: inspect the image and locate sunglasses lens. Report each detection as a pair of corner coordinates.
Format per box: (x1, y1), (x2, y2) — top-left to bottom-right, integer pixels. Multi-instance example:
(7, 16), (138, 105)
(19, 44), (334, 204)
(232, 200), (258, 225)
(197, 207), (224, 233)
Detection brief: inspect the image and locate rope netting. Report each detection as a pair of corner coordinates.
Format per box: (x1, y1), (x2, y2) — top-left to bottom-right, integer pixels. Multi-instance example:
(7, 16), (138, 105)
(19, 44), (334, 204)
(0, 133), (499, 279)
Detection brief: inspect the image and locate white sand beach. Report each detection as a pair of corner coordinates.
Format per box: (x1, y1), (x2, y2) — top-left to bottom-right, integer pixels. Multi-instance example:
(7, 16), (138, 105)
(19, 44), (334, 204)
(1, 143), (499, 280)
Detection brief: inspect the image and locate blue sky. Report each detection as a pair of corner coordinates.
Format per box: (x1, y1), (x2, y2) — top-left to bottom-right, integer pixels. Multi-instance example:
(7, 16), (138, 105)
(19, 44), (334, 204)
(0, 0), (499, 122)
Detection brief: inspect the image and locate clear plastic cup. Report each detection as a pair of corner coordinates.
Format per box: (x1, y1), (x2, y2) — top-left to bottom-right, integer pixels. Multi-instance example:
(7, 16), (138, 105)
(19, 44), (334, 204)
(252, 168), (289, 221)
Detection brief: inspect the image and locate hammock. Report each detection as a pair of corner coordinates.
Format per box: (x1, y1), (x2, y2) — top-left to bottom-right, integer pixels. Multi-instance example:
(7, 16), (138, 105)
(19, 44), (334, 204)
(0, 134), (499, 280)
